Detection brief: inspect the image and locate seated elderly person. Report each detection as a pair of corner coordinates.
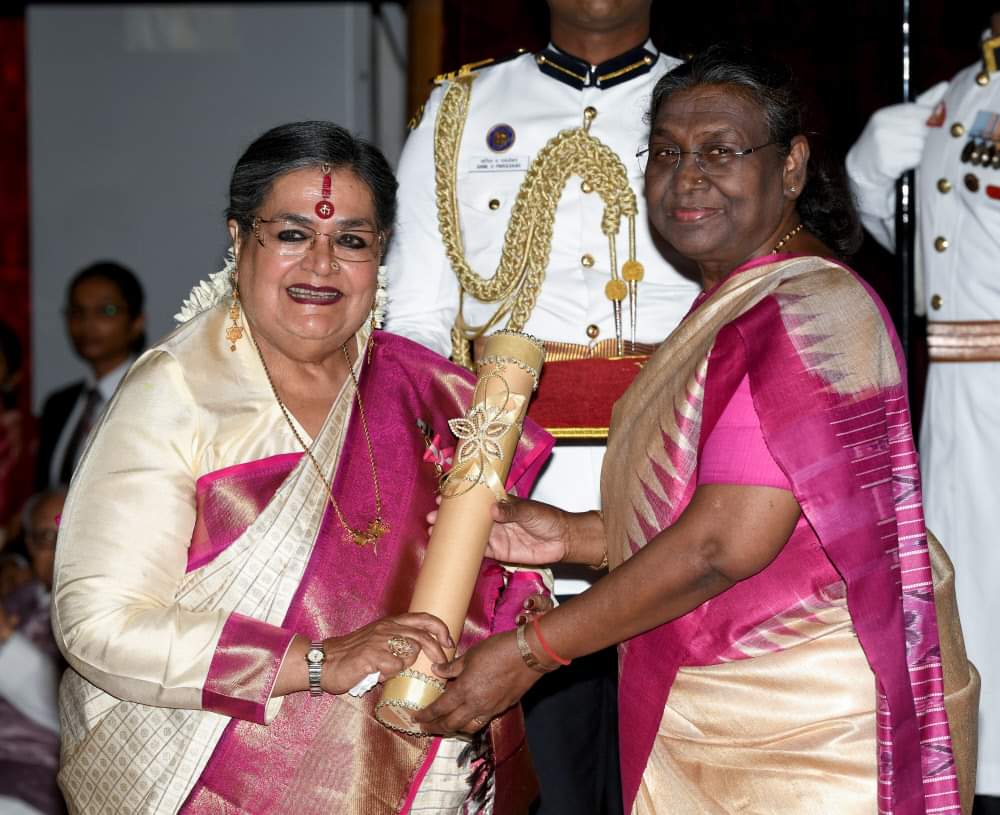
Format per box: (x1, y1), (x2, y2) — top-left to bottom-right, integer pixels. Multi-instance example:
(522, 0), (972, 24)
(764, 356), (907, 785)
(416, 46), (979, 815)
(52, 121), (552, 815)
(0, 488), (66, 814)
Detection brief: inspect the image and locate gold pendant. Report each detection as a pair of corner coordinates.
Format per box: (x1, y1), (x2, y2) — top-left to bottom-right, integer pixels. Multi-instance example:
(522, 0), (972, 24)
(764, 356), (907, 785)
(350, 517), (389, 551)
(225, 323), (244, 351)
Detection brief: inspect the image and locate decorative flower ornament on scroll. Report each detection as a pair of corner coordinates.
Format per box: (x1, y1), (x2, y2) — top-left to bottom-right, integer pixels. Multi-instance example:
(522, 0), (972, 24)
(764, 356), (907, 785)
(444, 370), (524, 499)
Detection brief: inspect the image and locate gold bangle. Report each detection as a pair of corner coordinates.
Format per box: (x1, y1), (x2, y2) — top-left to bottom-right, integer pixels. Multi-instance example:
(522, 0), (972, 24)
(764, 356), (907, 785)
(516, 623), (552, 673)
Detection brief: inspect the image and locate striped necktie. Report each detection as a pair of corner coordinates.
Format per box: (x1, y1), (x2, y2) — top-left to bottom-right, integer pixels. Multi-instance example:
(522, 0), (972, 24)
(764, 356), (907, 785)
(59, 386), (103, 484)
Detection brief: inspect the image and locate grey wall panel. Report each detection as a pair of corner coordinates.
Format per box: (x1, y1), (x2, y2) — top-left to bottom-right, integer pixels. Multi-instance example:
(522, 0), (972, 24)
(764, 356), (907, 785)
(28, 3), (407, 407)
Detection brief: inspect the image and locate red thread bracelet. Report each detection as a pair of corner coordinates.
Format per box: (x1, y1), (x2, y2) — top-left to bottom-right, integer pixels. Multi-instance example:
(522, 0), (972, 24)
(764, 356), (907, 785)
(531, 618), (571, 666)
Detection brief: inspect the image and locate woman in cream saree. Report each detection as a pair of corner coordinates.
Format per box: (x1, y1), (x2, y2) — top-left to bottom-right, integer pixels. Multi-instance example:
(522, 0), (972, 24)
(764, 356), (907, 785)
(52, 122), (552, 814)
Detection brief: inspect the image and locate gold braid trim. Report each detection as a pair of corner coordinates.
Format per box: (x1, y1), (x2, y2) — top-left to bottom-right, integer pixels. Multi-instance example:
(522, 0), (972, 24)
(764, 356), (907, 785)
(434, 74), (638, 367)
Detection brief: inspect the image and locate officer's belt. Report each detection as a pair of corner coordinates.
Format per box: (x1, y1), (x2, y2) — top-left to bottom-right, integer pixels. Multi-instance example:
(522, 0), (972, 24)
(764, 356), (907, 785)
(540, 338), (658, 361)
(927, 320), (1000, 362)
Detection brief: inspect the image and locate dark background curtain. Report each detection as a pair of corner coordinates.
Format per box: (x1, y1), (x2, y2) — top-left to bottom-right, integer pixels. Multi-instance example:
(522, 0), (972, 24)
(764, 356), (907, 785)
(0, 16), (30, 402)
(0, 14), (31, 515)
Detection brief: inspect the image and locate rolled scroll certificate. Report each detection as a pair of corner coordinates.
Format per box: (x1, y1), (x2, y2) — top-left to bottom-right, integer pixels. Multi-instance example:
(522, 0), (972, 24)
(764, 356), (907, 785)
(375, 331), (544, 735)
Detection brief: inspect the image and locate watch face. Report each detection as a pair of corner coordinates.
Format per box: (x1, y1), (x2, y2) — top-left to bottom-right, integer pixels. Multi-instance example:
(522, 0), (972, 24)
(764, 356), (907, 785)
(306, 648), (325, 665)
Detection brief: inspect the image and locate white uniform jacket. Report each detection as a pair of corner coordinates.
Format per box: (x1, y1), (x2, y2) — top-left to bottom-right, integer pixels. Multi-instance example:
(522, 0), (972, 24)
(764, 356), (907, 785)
(386, 44), (700, 591)
(849, 53), (1000, 795)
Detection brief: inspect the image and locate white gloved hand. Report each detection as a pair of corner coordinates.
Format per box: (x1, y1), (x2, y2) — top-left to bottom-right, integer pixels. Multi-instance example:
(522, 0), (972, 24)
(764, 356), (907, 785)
(847, 81), (949, 184)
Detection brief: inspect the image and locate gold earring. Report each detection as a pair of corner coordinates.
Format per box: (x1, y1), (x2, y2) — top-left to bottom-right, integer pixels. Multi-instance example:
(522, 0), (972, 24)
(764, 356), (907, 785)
(226, 271), (244, 351)
(371, 265), (388, 330)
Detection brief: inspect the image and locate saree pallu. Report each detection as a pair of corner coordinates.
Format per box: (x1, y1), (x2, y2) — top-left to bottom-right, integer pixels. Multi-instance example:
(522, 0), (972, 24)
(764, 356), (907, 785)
(634, 518), (879, 814)
(54, 303), (552, 815)
(603, 255), (974, 814)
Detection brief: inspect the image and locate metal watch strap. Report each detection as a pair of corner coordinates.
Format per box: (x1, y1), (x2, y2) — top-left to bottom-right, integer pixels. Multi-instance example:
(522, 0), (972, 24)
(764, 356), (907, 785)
(516, 623), (551, 673)
(306, 641), (325, 697)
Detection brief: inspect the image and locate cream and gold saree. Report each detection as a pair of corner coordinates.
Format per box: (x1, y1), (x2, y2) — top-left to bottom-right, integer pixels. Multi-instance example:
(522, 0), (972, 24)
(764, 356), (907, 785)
(53, 303), (552, 813)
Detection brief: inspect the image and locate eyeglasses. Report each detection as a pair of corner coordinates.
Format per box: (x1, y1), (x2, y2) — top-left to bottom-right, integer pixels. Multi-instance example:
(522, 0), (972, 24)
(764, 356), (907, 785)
(253, 217), (383, 263)
(64, 303), (124, 320)
(636, 141), (781, 175)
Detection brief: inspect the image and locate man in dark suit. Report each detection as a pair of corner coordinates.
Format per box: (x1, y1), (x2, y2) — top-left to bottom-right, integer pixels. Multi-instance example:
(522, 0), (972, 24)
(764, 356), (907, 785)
(36, 261), (145, 490)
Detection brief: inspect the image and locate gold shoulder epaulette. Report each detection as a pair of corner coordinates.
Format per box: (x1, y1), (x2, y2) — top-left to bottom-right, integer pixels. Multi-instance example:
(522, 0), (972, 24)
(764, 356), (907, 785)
(432, 49), (528, 86)
(407, 102), (426, 131)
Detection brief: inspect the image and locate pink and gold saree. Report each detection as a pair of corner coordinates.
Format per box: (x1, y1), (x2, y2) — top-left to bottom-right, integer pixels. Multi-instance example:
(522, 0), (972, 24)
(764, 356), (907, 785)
(602, 255), (976, 814)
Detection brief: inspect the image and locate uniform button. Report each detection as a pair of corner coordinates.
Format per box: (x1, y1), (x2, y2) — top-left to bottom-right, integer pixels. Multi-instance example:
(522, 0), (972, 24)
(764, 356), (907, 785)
(586, 324), (600, 339)
(584, 106), (598, 119)
(930, 294), (943, 311)
(937, 178), (952, 193)
(976, 71), (990, 86)
(488, 198), (500, 210)
(581, 180), (594, 193)
(581, 253), (595, 268)
(950, 123), (965, 138)
(934, 236), (949, 252)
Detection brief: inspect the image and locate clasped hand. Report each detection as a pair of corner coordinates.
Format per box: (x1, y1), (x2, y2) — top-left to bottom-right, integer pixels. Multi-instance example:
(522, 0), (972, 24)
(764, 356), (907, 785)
(427, 495), (573, 566)
(317, 612), (453, 695)
(406, 497), (596, 733)
(412, 496), (573, 734)
(414, 628), (544, 736)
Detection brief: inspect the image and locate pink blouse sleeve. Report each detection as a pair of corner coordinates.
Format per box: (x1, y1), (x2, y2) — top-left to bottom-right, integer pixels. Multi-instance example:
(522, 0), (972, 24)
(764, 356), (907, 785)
(698, 374), (791, 490)
(202, 613), (296, 724)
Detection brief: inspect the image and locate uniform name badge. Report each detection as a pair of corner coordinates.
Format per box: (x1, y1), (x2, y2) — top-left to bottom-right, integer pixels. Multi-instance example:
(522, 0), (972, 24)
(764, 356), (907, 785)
(468, 154), (530, 173)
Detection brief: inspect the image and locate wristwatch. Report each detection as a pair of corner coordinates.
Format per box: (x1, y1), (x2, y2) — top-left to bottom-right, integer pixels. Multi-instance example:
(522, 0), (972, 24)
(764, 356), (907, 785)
(305, 641), (326, 697)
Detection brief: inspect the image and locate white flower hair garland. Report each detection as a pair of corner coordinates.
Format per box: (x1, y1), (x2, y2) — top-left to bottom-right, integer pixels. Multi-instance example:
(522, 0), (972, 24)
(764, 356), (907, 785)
(174, 247), (236, 324)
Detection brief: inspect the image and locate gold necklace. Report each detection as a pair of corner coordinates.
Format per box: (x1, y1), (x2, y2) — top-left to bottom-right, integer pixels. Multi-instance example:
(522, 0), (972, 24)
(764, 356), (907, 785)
(772, 222), (804, 253)
(252, 335), (388, 551)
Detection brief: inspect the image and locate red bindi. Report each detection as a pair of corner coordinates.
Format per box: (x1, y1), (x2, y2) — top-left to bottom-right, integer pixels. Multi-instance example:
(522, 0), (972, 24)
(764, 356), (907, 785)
(315, 163), (335, 219)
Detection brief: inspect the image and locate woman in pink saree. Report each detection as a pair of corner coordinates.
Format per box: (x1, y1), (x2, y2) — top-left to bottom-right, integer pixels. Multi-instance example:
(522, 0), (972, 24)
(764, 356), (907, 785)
(416, 47), (979, 814)
(51, 122), (552, 814)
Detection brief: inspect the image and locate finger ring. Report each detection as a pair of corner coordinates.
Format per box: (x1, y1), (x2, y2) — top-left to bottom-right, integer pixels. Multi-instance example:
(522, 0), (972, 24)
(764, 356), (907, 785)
(387, 636), (414, 658)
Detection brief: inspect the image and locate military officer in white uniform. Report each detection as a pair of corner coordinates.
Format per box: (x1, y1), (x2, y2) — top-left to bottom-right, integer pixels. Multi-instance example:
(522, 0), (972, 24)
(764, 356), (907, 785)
(847, 15), (1000, 813)
(385, 2), (699, 812)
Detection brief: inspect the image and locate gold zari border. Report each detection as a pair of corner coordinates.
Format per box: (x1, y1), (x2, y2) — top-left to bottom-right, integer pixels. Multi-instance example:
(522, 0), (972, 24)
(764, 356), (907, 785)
(547, 426), (610, 439)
